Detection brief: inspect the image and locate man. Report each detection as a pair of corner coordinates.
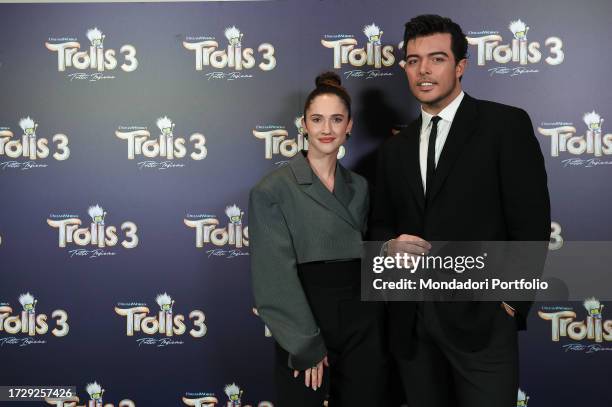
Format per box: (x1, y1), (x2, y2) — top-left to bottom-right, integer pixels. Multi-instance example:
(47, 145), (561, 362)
(370, 14), (550, 407)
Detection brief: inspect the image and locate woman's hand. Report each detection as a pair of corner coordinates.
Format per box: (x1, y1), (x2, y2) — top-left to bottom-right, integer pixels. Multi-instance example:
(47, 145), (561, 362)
(293, 356), (329, 390)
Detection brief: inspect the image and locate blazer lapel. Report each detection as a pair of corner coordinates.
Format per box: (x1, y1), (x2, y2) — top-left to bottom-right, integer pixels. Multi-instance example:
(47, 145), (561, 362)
(289, 153), (359, 230)
(427, 94), (478, 205)
(333, 165), (355, 212)
(401, 118), (426, 212)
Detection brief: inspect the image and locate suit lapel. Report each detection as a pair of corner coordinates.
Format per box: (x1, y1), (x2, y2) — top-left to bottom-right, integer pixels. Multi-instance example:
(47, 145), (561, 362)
(427, 94), (478, 205)
(401, 118), (426, 212)
(289, 153), (359, 230)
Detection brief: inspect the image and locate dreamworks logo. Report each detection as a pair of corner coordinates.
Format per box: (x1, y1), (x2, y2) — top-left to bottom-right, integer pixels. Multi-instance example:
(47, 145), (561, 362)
(322, 23), (395, 79)
(538, 111), (612, 167)
(183, 26), (276, 79)
(116, 116), (207, 169)
(114, 293), (207, 347)
(539, 297), (612, 351)
(47, 204), (139, 258)
(467, 19), (564, 76)
(183, 383), (273, 407)
(0, 293), (69, 347)
(253, 116), (346, 165)
(45, 381), (135, 407)
(0, 116), (70, 170)
(184, 205), (249, 258)
(45, 27), (138, 81)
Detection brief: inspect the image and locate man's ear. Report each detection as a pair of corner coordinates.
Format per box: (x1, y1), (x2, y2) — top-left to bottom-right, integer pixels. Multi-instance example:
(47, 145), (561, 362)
(456, 58), (467, 79)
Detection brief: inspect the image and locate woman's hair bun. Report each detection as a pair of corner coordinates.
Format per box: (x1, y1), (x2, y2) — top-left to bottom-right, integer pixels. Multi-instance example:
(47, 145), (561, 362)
(304, 71), (351, 119)
(315, 71), (342, 88)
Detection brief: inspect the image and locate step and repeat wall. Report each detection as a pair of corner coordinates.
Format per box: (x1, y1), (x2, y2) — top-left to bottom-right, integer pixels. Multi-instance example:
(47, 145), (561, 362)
(1, 0), (611, 405)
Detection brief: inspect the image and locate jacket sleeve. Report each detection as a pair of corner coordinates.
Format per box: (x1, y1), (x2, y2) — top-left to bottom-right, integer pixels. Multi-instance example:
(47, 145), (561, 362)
(499, 109), (551, 321)
(249, 186), (327, 370)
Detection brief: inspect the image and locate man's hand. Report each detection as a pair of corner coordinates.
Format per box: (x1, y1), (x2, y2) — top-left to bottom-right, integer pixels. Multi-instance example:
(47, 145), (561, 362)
(388, 234), (431, 256)
(293, 356), (329, 391)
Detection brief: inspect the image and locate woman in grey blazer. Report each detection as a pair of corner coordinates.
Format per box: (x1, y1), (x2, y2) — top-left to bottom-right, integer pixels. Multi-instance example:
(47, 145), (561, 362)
(249, 72), (389, 406)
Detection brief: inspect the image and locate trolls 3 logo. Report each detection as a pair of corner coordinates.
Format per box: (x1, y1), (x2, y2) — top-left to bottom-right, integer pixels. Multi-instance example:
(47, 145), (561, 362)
(183, 26), (276, 79)
(0, 293), (69, 346)
(322, 23), (395, 79)
(183, 392), (219, 407)
(47, 204), (139, 258)
(252, 308), (271, 337)
(183, 383), (273, 407)
(549, 221), (563, 251)
(45, 381), (135, 407)
(467, 19), (564, 75)
(115, 116), (207, 169)
(253, 116), (346, 164)
(184, 205), (249, 258)
(0, 116), (70, 170)
(538, 111), (612, 167)
(114, 293), (207, 347)
(45, 27), (138, 80)
(516, 389), (529, 407)
(539, 297), (612, 351)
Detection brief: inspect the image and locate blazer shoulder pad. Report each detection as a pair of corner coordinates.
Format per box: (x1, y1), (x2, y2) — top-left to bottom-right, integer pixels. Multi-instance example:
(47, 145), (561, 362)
(379, 128), (412, 153)
(348, 169), (368, 189)
(251, 164), (294, 198)
(477, 99), (528, 119)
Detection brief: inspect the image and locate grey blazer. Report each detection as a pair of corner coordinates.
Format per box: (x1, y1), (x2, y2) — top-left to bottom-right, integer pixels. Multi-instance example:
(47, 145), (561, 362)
(249, 152), (369, 370)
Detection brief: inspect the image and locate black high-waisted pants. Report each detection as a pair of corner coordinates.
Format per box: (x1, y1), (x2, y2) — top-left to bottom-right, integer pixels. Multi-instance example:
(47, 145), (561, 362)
(274, 259), (390, 406)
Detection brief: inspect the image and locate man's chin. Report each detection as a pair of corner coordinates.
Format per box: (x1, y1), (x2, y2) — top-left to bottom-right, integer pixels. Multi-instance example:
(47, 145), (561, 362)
(416, 90), (457, 111)
(410, 87), (436, 100)
(415, 95), (442, 107)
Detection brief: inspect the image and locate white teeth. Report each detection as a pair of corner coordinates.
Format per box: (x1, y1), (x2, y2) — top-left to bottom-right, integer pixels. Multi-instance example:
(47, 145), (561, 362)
(419, 82), (433, 86)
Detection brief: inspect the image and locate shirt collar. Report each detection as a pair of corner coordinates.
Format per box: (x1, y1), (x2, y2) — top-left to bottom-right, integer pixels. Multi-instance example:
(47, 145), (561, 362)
(421, 91), (465, 127)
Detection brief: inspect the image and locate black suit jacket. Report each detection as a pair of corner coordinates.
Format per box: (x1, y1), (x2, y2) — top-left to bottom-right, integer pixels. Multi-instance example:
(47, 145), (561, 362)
(371, 93), (550, 353)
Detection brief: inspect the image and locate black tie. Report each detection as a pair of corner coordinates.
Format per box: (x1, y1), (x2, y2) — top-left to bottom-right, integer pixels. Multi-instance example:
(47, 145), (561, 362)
(426, 116), (441, 199)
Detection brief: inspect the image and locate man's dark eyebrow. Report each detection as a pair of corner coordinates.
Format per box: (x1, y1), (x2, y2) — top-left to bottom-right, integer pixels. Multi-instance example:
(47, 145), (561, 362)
(406, 51), (450, 59)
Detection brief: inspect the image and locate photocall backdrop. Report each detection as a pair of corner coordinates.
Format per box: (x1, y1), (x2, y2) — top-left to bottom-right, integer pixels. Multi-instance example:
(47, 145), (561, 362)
(1, 0), (611, 405)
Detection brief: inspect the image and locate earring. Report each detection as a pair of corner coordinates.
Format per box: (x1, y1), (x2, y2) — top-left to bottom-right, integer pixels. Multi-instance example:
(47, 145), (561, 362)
(303, 132), (308, 139)
(346, 132), (351, 139)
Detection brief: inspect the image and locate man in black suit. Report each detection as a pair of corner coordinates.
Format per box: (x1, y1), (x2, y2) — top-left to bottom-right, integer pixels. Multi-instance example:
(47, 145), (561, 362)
(371, 15), (550, 407)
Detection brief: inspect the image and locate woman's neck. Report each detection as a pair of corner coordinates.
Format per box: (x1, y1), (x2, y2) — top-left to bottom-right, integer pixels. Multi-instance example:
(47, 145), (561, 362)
(306, 151), (337, 191)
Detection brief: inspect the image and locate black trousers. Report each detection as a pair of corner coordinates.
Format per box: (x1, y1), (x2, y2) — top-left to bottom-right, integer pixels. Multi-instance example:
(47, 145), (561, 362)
(395, 303), (518, 407)
(274, 260), (390, 407)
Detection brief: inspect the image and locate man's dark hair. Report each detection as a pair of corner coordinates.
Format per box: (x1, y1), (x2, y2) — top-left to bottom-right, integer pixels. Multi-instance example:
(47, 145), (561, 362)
(403, 14), (468, 63)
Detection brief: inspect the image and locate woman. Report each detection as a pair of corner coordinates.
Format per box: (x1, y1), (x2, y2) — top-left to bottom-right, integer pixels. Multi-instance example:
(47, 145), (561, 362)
(249, 72), (389, 406)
